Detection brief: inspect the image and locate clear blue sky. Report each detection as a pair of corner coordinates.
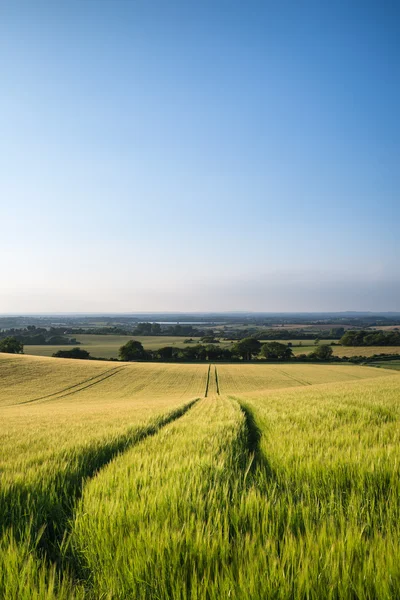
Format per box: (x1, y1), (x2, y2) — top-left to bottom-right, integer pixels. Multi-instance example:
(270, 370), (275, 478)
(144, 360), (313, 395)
(1, 1), (399, 312)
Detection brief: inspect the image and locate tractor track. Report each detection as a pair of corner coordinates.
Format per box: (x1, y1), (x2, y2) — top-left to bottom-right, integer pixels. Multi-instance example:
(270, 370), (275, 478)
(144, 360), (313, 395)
(17, 365), (127, 405)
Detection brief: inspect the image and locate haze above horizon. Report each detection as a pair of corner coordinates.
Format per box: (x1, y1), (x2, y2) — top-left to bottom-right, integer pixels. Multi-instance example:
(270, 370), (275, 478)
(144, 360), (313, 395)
(1, 1), (399, 312)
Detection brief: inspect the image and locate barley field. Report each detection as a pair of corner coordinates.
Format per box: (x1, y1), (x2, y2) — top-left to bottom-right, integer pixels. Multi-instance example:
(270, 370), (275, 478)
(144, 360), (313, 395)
(0, 354), (399, 598)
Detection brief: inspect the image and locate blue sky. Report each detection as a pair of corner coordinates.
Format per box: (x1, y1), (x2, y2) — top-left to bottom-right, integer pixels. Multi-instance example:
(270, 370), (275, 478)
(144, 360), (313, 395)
(1, 1), (399, 312)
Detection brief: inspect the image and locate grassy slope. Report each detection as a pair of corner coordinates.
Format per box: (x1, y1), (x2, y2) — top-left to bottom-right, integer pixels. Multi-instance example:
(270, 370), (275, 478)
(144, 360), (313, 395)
(69, 370), (400, 598)
(217, 362), (389, 394)
(225, 374), (400, 598)
(0, 355), (207, 599)
(70, 396), (246, 599)
(0, 353), (207, 406)
(0, 355), (208, 491)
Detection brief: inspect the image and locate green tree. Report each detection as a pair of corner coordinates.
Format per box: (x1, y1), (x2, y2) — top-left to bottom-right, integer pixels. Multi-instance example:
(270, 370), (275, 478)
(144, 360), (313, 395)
(157, 346), (174, 360)
(340, 331), (366, 346)
(53, 347), (90, 359)
(134, 323), (152, 335)
(0, 337), (24, 354)
(181, 344), (207, 361)
(309, 344), (333, 360)
(201, 336), (219, 344)
(151, 323), (162, 335)
(261, 342), (293, 361)
(232, 338), (261, 361)
(119, 340), (146, 361)
(329, 327), (345, 338)
(205, 344), (223, 360)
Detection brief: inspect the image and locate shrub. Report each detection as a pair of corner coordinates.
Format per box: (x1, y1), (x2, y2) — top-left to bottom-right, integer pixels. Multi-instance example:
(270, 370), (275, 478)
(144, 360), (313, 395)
(0, 337), (24, 354)
(53, 348), (90, 359)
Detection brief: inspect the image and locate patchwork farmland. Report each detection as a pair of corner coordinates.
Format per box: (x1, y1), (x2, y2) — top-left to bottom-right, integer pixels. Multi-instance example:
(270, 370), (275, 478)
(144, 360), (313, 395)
(20, 333), (400, 360)
(1, 353), (399, 598)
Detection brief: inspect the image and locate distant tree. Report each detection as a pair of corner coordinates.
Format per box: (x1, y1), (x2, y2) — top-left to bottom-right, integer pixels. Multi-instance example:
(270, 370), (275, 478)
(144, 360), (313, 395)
(184, 344), (207, 360)
(201, 336), (219, 344)
(309, 345), (333, 361)
(314, 338), (321, 345)
(0, 337), (24, 354)
(220, 348), (234, 360)
(340, 331), (366, 346)
(119, 340), (146, 361)
(157, 346), (174, 360)
(193, 345), (207, 360)
(340, 330), (400, 347)
(205, 344), (223, 360)
(232, 338), (261, 360)
(329, 327), (345, 338)
(47, 335), (73, 345)
(133, 322), (153, 335)
(261, 342), (293, 361)
(180, 345), (199, 360)
(53, 347), (90, 359)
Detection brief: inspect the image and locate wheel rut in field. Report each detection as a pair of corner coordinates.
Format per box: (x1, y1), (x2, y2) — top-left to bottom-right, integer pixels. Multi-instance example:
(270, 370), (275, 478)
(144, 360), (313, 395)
(18, 365), (127, 405)
(275, 367), (311, 387)
(1, 398), (199, 571)
(215, 365), (220, 395)
(234, 398), (277, 482)
(205, 365), (220, 397)
(205, 364), (211, 397)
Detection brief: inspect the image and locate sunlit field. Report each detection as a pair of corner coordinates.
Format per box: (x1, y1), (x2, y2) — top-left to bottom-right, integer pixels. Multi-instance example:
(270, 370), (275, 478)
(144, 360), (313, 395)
(292, 345), (400, 358)
(22, 334), (202, 358)
(1, 354), (399, 598)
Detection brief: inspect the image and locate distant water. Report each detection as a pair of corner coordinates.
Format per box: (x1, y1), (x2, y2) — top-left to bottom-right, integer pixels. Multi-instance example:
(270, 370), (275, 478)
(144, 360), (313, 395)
(151, 321), (216, 325)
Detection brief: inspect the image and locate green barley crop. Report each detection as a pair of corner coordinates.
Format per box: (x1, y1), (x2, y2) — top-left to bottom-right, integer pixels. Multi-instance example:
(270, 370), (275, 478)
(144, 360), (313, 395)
(69, 396), (247, 599)
(0, 354), (399, 598)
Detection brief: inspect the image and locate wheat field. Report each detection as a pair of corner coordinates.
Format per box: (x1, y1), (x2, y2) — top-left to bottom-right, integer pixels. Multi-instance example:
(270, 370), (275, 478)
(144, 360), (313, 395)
(0, 353), (399, 598)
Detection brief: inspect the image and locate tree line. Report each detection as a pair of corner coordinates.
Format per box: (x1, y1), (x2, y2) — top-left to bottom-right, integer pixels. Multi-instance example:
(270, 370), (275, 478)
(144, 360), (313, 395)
(132, 323), (347, 340)
(1, 333), (398, 365)
(0, 326), (78, 346)
(118, 338), (334, 362)
(340, 330), (400, 346)
(131, 323), (211, 337)
(224, 327), (346, 341)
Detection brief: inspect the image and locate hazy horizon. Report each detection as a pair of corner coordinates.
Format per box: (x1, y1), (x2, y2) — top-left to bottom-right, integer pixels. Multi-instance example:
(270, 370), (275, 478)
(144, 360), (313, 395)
(1, 1), (399, 313)
(1, 310), (400, 317)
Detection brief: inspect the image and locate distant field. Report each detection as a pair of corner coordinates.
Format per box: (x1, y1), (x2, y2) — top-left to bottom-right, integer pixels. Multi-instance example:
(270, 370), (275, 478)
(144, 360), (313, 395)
(23, 334), (203, 358)
(217, 362), (388, 393)
(329, 345), (400, 357)
(1, 353), (399, 598)
(22, 333), (400, 360)
(367, 359), (400, 371)
(370, 325), (400, 331)
(291, 343), (400, 357)
(23, 335), (323, 359)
